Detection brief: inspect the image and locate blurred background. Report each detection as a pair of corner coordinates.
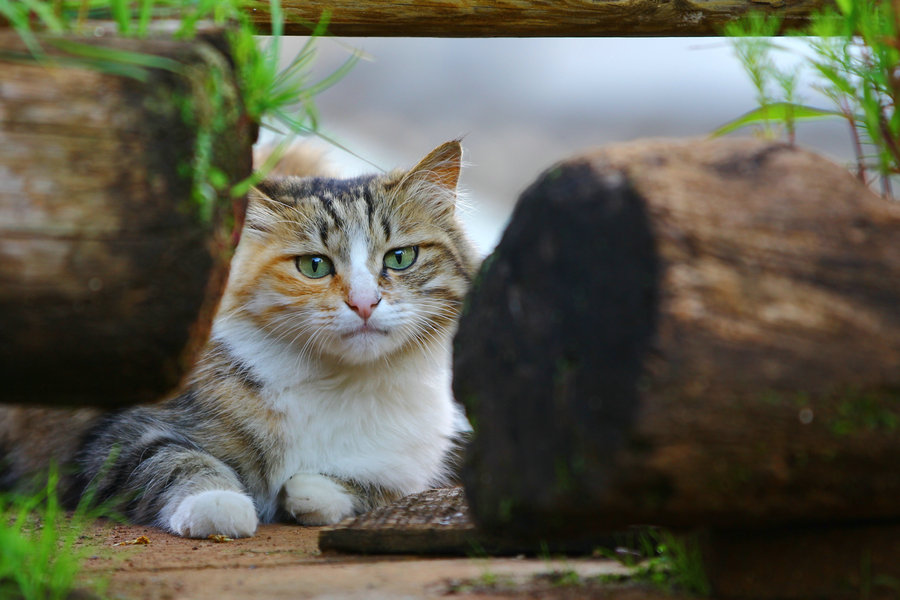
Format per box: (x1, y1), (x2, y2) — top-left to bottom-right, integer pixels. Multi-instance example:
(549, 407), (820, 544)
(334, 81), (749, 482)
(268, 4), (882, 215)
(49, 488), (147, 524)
(261, 37), (855, 254)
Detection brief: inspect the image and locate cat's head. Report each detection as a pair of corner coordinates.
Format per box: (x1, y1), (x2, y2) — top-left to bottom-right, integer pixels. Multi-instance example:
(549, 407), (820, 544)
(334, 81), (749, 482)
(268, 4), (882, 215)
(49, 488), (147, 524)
(220, 141), (479, 366)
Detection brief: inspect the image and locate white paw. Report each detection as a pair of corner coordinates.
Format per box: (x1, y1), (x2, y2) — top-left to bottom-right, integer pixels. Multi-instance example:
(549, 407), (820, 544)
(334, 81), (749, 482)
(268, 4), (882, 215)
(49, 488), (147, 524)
(168, 490), (258, 538)
(282, 473), (357, 526)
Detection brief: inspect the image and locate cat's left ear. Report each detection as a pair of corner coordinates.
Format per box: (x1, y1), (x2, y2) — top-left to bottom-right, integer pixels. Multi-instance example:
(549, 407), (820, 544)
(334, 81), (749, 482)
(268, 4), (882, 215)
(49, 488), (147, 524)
(394, 140), (462, 216)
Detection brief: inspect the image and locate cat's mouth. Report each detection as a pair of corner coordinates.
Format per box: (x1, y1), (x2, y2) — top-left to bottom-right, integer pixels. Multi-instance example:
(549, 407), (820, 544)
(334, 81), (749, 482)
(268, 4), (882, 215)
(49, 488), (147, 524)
(341, 323), (388, 338)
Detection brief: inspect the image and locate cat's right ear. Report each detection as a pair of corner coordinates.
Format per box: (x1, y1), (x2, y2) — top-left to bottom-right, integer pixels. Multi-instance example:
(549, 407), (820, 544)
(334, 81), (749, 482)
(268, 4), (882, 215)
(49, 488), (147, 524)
(406, 140), (462, 192)
(391, 140), (463, 217)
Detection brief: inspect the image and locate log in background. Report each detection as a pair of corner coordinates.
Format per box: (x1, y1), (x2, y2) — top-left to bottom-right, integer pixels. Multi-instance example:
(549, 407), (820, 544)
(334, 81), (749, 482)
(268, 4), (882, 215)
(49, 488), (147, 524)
(0, 33), (253, 407)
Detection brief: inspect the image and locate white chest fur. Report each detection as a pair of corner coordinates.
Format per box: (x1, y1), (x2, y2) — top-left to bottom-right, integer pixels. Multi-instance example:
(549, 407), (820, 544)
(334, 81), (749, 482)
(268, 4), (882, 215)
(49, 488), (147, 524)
(264, 358), (459, 493)
(212, 317), (466, 518)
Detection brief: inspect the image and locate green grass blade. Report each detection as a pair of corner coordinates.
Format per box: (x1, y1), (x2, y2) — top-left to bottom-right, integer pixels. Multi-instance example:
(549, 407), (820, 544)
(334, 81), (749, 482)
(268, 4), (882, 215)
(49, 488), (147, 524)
(300, 51), (360, 98)
(68, 57), (153, 80)
(0, 1), (47, 58)
(230, 137), (293, 197)
(812, 61), (857, 96)
(0, 1), (25, 27)
(269, 0), (284, 39)
(310, 128), (386, 172)
(712, 102), (840, 137)
(834, 0), (853, 16)
(137, 0), (155, 36)
(304, 9), (332, 41)
(109, 0), (131, 34)
(269, 10), (333, 90)
(18, 0), (66, 32)
(268, 108), (315, 133)
(260, 0), (285, 73)
(48, 38), (185, 73)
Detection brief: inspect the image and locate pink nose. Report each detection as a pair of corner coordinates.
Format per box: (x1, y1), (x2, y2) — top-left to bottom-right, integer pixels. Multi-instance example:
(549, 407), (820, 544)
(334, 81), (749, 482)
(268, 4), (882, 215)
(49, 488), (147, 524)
(346, 292), (381, 320)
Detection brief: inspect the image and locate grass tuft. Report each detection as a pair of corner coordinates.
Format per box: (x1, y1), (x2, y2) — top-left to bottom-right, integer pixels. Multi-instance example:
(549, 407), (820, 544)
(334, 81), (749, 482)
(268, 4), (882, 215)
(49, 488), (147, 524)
(596, 527), (711, 597)
(718, 0), (899, 196)
(0, 469), (111, 600)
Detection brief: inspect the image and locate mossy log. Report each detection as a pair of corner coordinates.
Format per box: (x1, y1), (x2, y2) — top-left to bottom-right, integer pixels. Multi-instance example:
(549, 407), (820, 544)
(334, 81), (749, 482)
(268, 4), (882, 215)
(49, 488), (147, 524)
(0, 32), (253, 407)
(456, 138), (900, 540)
(249, 0), (826, 36)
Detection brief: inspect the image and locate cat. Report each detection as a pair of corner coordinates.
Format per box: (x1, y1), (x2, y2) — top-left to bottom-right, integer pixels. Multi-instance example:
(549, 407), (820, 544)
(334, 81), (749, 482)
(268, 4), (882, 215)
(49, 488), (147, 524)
(0, 140), (479, 538)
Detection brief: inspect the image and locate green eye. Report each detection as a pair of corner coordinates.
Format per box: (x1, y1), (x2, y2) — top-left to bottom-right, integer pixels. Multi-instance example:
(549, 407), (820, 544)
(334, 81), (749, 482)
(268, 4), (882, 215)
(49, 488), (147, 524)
(295, 255), (334, 279)
(384, 246), (419, 271)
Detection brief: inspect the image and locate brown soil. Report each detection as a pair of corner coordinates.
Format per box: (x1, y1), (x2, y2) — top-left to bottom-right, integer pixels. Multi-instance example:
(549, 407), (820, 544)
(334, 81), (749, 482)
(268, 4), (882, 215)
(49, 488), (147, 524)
(77, 521), (683, 600)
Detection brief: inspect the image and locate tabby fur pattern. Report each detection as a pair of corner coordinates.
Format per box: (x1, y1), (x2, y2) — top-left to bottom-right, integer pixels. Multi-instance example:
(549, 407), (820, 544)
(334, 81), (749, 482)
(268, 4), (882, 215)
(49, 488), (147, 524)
(0, 141), (478, 538)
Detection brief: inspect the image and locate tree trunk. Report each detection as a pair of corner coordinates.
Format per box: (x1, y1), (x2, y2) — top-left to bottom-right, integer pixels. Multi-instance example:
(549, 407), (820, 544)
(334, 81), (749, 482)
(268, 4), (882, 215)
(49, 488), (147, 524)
(0, 32), (253, 408)
(456, 138), (900, 540)
(249, 0), (826, 37)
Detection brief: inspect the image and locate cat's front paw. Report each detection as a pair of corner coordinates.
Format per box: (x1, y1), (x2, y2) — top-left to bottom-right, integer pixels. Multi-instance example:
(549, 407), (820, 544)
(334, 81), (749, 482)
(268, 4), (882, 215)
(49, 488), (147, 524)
(168, 490), (258, 538)
(282, 473), (357, 526)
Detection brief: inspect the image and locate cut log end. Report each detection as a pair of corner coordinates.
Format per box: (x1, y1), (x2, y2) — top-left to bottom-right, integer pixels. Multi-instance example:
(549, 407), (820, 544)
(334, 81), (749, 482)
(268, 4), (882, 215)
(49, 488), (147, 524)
(455, 159), (659, 540)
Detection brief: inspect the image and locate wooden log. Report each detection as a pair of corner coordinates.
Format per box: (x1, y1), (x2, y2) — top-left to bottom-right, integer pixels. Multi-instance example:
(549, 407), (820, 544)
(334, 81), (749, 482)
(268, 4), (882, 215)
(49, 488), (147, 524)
(456, 138), (900, 541)
(248, 0), (827, 37)
(0, 32), (253, 407)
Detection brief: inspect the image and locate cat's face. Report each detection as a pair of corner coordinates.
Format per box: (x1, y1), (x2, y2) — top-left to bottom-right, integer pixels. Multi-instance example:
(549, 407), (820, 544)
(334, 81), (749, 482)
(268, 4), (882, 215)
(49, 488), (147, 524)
(221, 142), (477, 366)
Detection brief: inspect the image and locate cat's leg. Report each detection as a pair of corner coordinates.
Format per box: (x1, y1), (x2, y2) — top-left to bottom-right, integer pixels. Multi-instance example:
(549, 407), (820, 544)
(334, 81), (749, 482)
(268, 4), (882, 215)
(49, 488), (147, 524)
(280, 473), (404, 525)
(144, 447), (259, 538)
(280, 473), (356, 525)
(166, 482), (258, 539)
(88, 439), (259, 538)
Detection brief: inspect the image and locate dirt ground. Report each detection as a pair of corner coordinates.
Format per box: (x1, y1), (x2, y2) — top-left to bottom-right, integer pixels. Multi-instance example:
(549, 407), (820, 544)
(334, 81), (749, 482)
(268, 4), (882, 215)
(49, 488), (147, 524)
(78, 521), (681, 600)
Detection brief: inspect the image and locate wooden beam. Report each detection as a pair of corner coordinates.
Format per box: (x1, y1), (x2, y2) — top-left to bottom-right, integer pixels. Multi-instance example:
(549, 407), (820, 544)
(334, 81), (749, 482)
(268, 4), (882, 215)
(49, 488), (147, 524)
(248, 0), (829, 37)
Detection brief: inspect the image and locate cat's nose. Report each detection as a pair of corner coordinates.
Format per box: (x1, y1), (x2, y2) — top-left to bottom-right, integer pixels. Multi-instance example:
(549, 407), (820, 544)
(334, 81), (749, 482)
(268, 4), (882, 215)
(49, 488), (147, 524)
(346, 292), (381, 321)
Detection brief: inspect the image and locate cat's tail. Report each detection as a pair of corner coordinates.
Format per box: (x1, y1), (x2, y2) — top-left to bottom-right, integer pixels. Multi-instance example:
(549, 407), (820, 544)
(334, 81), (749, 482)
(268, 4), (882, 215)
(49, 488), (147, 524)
(253, 142), (338, 178)
(0, 406), (104, 500)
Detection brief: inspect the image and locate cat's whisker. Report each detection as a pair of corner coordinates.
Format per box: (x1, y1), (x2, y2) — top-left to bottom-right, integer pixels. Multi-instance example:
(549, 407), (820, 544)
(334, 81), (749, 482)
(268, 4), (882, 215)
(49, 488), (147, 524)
(395, 317), (450, 366)
(296, 326), (331, 367)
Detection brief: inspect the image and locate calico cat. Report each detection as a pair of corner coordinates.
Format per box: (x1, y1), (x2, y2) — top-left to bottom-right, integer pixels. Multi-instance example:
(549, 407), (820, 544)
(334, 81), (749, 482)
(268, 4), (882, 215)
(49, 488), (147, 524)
(0, 141), (478, 538)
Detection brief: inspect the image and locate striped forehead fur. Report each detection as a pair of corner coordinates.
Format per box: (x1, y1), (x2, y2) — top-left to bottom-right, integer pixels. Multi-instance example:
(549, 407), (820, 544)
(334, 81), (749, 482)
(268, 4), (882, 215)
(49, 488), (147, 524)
(247, 170), (466, 255)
